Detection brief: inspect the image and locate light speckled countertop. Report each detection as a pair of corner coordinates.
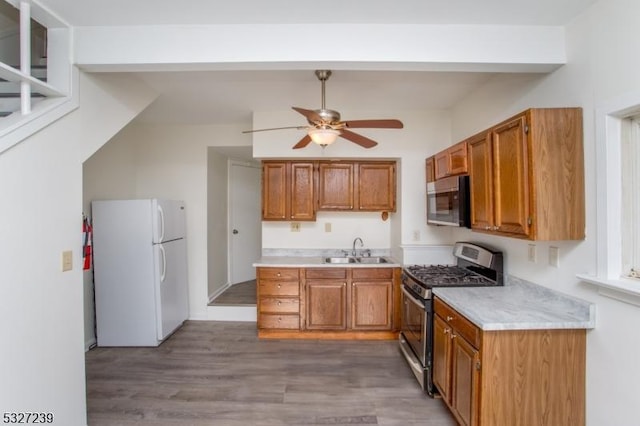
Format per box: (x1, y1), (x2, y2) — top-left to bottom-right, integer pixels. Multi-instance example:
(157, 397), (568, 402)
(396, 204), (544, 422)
(433, 276), (596, 331)
(252, 256), (402, 268)
(252, 248), (402, 268)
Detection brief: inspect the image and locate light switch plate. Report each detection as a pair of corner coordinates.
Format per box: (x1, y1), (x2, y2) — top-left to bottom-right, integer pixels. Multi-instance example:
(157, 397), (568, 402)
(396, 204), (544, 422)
(528, 244), (537, 263)
(290, 222), (301, 232)
(324, 222), (332, 232)
(61, 250), (73, 272)
(549, 246), (560, 268)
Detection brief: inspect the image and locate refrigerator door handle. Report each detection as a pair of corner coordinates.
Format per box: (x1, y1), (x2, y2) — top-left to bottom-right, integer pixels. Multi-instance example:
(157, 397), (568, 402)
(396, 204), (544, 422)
(159, 244), (167, 283)
(157, 205), (165, 243)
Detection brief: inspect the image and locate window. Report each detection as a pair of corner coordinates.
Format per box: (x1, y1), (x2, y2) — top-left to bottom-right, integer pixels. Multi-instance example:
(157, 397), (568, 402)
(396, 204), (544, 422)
(621, 114), (640, 278)
(578, 93), (640, 306)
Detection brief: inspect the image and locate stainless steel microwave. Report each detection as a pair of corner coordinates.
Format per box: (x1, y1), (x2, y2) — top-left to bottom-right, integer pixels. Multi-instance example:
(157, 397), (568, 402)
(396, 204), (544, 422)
(426, 175), (471, 227)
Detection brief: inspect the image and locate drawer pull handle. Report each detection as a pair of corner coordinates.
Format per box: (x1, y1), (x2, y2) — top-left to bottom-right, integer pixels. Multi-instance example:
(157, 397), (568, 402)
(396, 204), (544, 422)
(444, 328), (450, 334)
(277, 272), (281, 277)
(277, 284), (281, 289)
(451, 333), (457, 340)
(446, 316), (454, 321)
(277, 301), (281, 306)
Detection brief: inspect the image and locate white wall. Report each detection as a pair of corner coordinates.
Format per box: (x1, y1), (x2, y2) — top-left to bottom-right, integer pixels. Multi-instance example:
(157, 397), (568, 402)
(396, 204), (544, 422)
(0, 71), (156, 426)
(207, 148), (229, 299)
(449, 0), (640, 423)
(253, 109), (455, 257)
(84, 122), (252, 320)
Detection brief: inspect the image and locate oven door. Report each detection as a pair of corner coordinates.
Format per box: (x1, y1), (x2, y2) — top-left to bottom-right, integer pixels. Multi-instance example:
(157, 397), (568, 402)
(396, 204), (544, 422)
(399, 284), (430, 390)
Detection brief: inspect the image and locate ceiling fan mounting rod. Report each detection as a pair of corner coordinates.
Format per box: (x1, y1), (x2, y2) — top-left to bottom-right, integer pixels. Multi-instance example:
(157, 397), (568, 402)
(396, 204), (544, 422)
(315, 70), (331, 110)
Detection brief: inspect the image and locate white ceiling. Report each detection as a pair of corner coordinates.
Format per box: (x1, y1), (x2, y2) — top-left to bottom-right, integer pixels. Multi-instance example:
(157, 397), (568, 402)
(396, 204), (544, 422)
(36, 0), (598, 126)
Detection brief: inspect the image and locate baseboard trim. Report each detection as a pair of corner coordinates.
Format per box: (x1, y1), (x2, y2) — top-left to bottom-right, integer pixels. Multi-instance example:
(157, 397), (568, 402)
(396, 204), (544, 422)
(208, 282), (231, 304)
(85, 337), (97, 352)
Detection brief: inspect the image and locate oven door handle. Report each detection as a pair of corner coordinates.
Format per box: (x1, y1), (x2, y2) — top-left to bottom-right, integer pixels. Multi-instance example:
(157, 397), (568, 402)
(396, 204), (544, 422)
(402, 285), (425, 308)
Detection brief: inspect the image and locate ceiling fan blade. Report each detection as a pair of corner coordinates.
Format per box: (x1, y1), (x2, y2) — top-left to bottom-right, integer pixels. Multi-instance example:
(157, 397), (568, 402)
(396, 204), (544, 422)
(339, 129), (378, 149)
(292, 134), (312, 149)
(343, 119), (404, 129)
(292, 106), (323, 123)
(242, 125), (306, 134)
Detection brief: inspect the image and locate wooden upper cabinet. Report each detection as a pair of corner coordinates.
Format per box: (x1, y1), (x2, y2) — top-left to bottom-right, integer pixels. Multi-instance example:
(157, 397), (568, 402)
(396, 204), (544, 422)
(467, 108), (585, 240)
(289, 162), (316, 220)
(434, 141), (468, 179)
(491, 116), (531, 237)
(262, 162), (288, 220)
(317, 162), (354, 210)
(262, 161), (315, 221)
(468, 131), (494, 232)
(426, 156), (435, 183)
(318, 161), (397, 212)
(356, 162), (396, 211)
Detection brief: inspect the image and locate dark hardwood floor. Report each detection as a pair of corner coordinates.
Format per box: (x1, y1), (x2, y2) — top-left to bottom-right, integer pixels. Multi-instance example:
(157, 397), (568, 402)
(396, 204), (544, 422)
(85, 321), (456, 426)
(209, 280), (257, 306)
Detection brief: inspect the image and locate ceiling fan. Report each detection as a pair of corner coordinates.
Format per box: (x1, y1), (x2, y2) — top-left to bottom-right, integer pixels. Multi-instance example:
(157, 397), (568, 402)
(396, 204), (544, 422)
(243, 70), (404, 149)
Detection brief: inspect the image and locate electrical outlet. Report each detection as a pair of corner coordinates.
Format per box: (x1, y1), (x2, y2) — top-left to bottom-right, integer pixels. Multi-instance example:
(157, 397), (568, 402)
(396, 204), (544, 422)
(549, 246), (560, 268)
(290, 222), (301, 232)
(412, 230), (420, 242)
(324, 222), (332, 233)
(528, 244), (537, 263)
(61, 250), (73, 272)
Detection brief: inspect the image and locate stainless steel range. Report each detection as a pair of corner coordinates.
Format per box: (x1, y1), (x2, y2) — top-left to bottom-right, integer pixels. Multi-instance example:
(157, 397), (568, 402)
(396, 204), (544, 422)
(399, 242), (504, 396)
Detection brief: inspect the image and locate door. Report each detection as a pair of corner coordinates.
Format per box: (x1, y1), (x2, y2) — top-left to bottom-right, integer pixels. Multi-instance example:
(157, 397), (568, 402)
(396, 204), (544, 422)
(230, 161), (262, 284)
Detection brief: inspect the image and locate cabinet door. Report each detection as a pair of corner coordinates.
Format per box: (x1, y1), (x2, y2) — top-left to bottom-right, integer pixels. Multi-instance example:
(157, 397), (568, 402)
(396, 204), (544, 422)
(433, 314), (452, 402)
(262, 162), (288, 220)
(448, 141), (468, 175)
(426, 157), (435, 183)
(351, 280), (393, 330)
(468, 132), (494, 231)
(492, 116), (531, 237)
(434, 151), (450, 180)
(357, 162), (396, 211)
(451, 334), (480, 426)
(290, 162), (316, 220)
(306, 280), (348, 330)
(317, 162), (354, 210)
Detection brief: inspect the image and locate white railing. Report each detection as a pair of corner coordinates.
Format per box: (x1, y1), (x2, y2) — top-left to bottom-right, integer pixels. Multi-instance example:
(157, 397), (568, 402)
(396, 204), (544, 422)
(0, 0), (75, 154)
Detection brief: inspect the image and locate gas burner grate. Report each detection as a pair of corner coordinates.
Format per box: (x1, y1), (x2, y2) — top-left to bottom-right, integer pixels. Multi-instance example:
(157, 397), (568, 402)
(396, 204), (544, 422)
(405, 264), (494, 287)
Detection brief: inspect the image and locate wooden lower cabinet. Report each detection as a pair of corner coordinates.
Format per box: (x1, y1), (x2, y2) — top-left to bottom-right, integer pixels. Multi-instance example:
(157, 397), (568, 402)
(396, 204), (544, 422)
(257, 266), (400, 338)
(433, 297), (586, 426)
(305, 268), (348, 330)
(351, 268), (394, 330)
(257, 267), (301, 330)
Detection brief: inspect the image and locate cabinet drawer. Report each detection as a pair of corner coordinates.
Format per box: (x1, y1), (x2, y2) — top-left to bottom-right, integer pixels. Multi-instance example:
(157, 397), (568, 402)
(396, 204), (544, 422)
(434, 298), (481, 348)
(351, 268), (394, 280)
(258, 268), (299, 280)
(260, 297), (300, 314)
(305, 268), (348, 279)
(258, 314), (300, 330)
(259, 281), (300, 296)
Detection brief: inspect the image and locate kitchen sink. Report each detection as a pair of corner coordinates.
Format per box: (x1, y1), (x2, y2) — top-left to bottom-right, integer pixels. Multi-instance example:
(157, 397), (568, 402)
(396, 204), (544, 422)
(323, 257), (357, 264)
(355, 257), (389, 264)
(322, 256), (389, 264)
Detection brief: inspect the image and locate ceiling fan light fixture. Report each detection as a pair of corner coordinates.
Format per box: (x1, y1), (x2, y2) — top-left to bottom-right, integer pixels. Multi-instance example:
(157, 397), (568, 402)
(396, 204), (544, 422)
(308, 128), (340, 146)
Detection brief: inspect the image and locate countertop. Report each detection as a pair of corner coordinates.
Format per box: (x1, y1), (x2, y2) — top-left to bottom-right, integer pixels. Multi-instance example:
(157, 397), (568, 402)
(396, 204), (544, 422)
(433, 276), (596, 331)
(252, 255), (402, 268)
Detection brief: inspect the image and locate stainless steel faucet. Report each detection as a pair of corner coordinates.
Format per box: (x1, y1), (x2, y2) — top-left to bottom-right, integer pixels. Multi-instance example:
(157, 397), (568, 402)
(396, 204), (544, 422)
(352, 237), (364, 257)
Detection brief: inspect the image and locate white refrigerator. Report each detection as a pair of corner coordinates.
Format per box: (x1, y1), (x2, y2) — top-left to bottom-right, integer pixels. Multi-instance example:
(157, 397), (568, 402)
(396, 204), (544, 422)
(92, 199), (189, 347)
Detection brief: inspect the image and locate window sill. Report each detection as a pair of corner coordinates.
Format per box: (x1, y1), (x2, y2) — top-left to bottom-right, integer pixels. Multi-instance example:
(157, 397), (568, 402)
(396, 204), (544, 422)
(577, 274), (640, 307)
